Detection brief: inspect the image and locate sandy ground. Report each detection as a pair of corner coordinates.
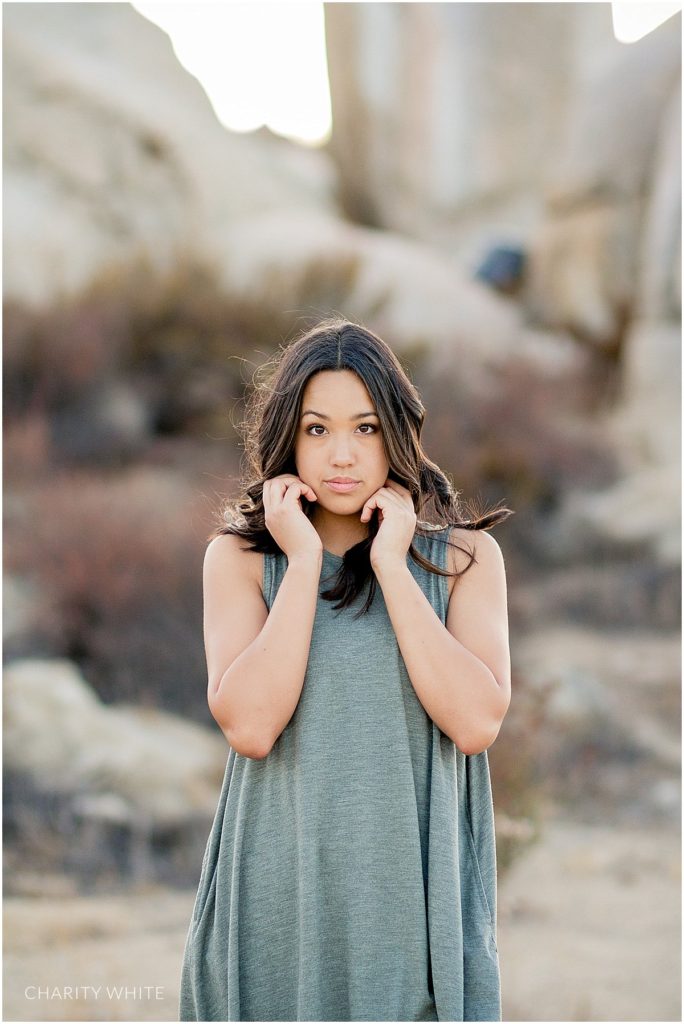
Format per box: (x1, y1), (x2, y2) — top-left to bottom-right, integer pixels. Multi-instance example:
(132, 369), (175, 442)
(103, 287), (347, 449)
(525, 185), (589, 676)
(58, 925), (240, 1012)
(3, 815), (681, 1023)
(496, 817), (681, 1022)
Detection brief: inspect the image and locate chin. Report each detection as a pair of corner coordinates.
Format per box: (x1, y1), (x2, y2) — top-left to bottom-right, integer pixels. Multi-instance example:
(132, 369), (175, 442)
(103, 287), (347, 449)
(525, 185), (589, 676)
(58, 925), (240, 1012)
(320, 495), (364, 516)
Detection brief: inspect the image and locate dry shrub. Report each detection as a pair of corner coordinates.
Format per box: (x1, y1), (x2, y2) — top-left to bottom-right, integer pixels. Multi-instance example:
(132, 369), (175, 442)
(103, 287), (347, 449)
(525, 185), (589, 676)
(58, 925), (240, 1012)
(418, 354), (621, 567)
(3, 251), (377, 460)
(489, 668), (557, 874)
(3, 410), (52, 478)
(4, 466), (210, 717)
(4, 258), (250, 460)
(3, 289), (124, 420)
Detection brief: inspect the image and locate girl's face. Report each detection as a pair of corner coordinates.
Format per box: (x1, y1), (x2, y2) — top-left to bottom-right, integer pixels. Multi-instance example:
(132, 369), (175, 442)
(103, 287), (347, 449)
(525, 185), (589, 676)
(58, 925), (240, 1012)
(294, 370), (390, 518)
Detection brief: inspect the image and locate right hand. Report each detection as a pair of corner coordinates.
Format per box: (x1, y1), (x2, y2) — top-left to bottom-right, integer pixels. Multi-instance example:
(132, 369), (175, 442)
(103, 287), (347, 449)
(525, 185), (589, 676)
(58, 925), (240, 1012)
(262, 474), (323, 561)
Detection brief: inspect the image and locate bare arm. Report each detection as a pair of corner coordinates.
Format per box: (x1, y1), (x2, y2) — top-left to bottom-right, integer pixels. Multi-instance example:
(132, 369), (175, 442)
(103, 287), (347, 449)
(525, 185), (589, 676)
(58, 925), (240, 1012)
(204, 473), (324, 760)
(374, 529), (511, 755)
(204, 535), (323, 759)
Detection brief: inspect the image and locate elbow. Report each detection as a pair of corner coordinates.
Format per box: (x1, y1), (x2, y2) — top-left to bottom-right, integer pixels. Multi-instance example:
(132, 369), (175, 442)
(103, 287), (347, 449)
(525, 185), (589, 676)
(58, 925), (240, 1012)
(236, 736), (274, 760)
(221, 723), (274, 760)
(458, 689), (511, 755)
(208, 699), (274, 761)
(457, 735), (491, 756)
(228, 729), (274, 761)
(455, 719), (503, 757)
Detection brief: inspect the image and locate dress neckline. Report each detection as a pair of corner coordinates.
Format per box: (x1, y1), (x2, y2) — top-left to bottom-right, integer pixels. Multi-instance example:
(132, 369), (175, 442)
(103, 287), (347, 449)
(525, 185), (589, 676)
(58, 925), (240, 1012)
(322, 549), (345, 562)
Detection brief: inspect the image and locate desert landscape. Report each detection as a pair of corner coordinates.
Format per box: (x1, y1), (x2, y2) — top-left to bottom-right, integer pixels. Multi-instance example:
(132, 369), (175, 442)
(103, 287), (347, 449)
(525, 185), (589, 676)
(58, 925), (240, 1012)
(4, 808), (680, 1022)
(3, 4), (680, 1022)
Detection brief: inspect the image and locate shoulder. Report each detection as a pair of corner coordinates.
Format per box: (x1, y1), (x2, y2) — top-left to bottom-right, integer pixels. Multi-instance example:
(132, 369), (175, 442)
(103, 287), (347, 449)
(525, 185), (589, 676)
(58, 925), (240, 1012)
(204, 533), (264, 597)
(443, 525), (504, 565)
(444, 527), (505, 598)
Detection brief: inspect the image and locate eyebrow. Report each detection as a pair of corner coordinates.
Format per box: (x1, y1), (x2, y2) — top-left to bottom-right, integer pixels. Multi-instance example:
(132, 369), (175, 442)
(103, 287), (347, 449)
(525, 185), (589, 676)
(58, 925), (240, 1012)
(300, 409), (378, 420)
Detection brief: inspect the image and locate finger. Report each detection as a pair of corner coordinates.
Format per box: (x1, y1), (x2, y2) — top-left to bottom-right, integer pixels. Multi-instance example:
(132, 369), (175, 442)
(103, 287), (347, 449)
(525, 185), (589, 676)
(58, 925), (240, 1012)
(292, 480), (318, 502)
(284, 480), (317, 505)
(360, 497), (379, 522)
(269, 478), (290, 503)
(279, 475), (316, 500)
(300, 483), (318, 501)
(265, 477), (296, 510)
(262, 478), (276, 503)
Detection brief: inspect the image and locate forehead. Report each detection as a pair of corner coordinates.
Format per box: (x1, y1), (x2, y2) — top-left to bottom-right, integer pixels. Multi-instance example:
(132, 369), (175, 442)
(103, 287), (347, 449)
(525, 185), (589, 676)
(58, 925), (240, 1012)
(301, 370), (375, 408)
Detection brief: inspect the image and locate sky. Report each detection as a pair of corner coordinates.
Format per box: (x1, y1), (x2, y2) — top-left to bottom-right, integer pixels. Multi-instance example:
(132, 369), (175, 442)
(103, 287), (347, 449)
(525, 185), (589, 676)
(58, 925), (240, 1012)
(131, 1), (332, 146)
(611, 0), (682, 41)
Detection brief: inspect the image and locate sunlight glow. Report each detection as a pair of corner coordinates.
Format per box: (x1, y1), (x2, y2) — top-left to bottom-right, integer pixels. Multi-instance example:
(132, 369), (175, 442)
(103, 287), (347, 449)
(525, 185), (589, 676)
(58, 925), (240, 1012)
(611, 1), (681, 42)
(131, 2), (332, 146)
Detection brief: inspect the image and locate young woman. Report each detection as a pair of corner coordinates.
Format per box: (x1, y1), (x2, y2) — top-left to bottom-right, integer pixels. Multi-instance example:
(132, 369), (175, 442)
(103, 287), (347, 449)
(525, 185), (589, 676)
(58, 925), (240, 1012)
(179, 318), (513, 1022)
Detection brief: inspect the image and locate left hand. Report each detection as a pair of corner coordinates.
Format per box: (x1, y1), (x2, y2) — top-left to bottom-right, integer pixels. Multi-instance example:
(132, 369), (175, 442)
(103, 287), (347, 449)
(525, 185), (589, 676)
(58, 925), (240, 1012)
(361, 478), (417, 570)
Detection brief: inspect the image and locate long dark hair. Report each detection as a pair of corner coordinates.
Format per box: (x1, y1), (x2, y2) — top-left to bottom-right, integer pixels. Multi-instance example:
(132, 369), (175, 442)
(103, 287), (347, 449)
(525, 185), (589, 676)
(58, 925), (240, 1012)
(210, 317), (514, 617)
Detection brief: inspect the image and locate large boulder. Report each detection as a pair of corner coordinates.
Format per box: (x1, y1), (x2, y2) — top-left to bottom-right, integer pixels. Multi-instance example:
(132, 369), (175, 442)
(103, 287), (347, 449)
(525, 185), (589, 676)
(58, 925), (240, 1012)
(212, 208), (531, 390)
(323, 3), (578, 243)
(323, 3), (681, 349)
(525, 18), (680, 346)
(3, 657), (226, 824)
(3, 2), (338, 308)
(4, 657), (229, 882)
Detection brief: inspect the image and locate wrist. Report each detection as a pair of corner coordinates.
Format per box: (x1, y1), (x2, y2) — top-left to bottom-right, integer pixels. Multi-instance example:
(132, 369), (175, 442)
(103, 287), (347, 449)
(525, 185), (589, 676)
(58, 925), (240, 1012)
(287, 549), (323, 570)
(371, 557), (410, 581)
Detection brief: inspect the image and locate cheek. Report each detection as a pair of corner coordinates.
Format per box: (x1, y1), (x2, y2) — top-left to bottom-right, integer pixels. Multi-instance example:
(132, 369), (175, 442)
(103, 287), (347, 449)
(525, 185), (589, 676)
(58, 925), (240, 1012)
(374, 440), (390, 469)
(294, 438), (315, 475)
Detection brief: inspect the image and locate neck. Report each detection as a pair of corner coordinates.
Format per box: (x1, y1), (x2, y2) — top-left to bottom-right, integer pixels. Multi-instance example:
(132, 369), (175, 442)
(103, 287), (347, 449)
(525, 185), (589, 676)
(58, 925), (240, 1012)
(309, 507), (369, 554)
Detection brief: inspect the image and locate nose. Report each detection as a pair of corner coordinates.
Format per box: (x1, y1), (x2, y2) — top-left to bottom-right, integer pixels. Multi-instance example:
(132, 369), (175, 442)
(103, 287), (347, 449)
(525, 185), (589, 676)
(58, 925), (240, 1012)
(330, 436), (355, 468)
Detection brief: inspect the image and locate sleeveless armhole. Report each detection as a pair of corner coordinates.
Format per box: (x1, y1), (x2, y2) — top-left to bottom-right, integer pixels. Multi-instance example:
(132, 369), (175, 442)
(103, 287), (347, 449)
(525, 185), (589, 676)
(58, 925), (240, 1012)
(418, 523), (452, 622)
(261, 550), (273, 611)
(438, 525), (453, 616)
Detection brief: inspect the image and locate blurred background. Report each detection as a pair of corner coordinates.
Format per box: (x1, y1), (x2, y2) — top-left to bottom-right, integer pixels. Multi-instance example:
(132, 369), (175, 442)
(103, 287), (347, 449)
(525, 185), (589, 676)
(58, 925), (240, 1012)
(3, 2), (681, 1021)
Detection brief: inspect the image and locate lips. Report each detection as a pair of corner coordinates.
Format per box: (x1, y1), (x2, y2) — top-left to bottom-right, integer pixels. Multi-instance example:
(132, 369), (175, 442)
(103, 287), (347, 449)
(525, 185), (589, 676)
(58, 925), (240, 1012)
(325, 479), (360, 493)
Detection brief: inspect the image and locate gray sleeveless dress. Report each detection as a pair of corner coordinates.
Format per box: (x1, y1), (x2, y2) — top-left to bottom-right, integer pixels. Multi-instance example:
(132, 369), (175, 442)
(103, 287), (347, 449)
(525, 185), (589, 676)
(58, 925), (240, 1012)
(178, 524), (501, 1022)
